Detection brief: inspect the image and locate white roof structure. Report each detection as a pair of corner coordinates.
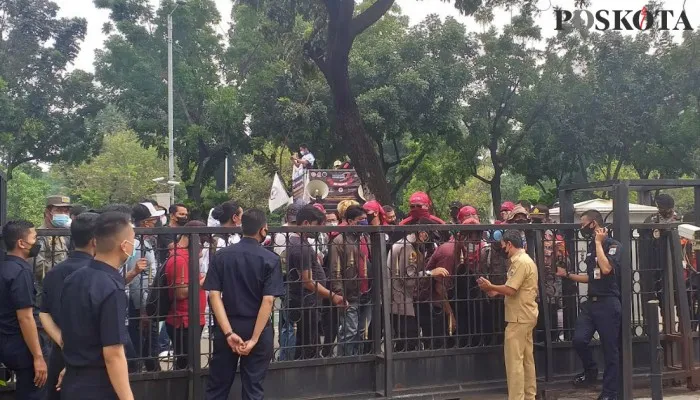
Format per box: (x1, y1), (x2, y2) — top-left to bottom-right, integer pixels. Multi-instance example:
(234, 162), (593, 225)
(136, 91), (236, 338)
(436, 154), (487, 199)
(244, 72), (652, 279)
(549, 198), (658, 224)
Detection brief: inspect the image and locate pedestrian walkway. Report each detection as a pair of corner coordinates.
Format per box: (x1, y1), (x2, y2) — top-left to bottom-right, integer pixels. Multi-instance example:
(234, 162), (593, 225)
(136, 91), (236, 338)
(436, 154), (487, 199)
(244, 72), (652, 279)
(554, 386), (699, 400)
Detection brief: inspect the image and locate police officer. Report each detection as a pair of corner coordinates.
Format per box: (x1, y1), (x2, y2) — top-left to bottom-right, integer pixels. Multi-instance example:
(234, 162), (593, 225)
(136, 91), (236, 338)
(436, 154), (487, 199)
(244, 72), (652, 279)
(0, 220), (48, 399)
(39, 212), (99, 400)
(556, 209), (622, 400)
(59, 212), (134, 400)
(477, 230), (539, 400)
(203, 208), (284, 400)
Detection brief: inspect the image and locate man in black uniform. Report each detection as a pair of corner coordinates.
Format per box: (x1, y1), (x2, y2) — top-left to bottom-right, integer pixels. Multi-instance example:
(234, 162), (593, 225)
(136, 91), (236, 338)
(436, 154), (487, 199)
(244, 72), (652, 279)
(0, 220), (48, 399)
(59, 212), (134, 400)
(556, 209), (622, 400)
(39, 212), (99, 400)
(203, 208), (284, 400)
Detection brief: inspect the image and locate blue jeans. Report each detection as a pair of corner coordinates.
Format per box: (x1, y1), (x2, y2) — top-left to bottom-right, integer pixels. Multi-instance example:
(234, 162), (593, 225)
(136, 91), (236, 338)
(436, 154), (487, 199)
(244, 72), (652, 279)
(337, 302), (372, 356)
(278, 309), (296, 361)
(127, 301), (161, 371)
(158, 322), (171, 353)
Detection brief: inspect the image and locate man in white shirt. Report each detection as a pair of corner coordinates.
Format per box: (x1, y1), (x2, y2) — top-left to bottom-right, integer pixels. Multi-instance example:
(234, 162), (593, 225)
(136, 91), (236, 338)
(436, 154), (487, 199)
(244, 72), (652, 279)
(293, 144), (315, 170)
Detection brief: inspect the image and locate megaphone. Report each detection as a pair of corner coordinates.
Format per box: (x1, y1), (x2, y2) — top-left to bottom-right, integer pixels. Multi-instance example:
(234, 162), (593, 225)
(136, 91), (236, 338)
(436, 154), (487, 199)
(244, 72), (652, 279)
(357, 185), (366, 201)
(306, 180), (329, 200)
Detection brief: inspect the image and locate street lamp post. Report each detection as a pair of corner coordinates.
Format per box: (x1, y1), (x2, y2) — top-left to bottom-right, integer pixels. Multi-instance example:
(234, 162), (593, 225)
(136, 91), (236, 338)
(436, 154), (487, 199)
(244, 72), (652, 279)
(167, 1), (185, 205)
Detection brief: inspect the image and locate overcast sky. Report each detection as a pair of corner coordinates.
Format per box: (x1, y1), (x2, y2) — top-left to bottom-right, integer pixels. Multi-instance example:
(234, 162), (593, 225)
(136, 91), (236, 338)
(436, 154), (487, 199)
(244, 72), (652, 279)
(55, 0), (698, 72)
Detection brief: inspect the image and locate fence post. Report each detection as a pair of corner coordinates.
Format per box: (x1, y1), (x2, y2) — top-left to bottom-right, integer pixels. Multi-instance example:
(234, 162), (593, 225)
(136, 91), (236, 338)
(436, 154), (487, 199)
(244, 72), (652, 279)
(188, 233), (202, 400)
(612, 181), (633, 399)
(532, 230), (553, 388)
(371, 232), (391, 397)
(0, 170), (6, 228)
(647, 300), (663, 400)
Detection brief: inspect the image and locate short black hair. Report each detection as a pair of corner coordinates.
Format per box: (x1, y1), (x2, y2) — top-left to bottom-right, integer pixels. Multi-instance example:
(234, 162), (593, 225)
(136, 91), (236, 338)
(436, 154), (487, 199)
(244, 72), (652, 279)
(655, 193), (674, 209)
(169, 203), (187, 215)
(300, 143), (309, 150)
(502, 230), (524, 248)
(345, 205), (366, 221)
(212, 200), (242, 224)
(383, 205), (395, 213)
(71, 212), (100, 248)
(70, 205), (87, 218)
(102, 204), (133, 215)
(242, 209), (267, 236)
(296, 205), (325, 226)
(2, 220), (34, 251)
(94, 212), (132, 253)
(581, 209), (604, 226)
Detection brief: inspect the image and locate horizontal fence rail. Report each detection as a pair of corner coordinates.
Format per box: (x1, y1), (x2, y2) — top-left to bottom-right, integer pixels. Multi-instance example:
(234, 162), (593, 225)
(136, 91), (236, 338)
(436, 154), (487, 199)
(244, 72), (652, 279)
(0, 223), (697, 400)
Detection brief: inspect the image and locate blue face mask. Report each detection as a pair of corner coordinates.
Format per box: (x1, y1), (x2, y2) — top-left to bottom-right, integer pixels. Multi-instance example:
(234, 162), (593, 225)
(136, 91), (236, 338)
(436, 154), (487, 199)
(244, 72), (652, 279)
(123, 240), (137, 265)
(358, 219), (369, 226)
(52, 214), (71, 228)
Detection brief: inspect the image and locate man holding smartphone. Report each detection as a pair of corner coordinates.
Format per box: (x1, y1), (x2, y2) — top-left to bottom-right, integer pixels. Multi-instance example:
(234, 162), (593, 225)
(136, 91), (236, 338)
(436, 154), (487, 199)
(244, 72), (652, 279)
(556, 209), (622, 400)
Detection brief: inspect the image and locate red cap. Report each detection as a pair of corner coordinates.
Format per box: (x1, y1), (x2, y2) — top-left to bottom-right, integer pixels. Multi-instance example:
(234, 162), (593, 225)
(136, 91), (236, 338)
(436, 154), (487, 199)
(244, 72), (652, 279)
(500, 201), (515, 212)
(457, 206), (478, 222)
(409, 191), (431, 206)
(312, 203), (326, 214)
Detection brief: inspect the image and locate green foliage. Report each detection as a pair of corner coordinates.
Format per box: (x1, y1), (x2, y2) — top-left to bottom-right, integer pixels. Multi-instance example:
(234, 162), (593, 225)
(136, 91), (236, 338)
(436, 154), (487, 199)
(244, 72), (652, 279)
(228, 155), (275, 211)
(7, 169), (52, 226)
(56, 131), (170, 209)
(0, 0), (102, 177)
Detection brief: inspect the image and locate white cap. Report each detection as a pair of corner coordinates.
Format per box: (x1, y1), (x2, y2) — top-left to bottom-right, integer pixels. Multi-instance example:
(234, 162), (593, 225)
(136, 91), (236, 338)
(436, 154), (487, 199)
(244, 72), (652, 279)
(140, 202), (166, 217)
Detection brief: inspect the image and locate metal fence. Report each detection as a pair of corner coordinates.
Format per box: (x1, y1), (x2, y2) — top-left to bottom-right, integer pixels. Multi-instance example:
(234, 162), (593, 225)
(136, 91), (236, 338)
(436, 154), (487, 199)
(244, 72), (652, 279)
(1, 223), (698, 399)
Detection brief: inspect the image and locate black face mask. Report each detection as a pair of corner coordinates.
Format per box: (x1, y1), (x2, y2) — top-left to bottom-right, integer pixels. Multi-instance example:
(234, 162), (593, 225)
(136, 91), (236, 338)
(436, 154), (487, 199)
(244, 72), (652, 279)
(580, 222), (595, 239)
(28, 243), (41, 258)
(176, 217), (188, 226)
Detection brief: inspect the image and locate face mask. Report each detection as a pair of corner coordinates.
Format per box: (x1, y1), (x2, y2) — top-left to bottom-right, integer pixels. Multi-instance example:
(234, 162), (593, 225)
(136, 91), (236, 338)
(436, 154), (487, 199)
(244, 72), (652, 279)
(123, 240), (136, 265)
(159, 216), (167, 226)
(328, 221), (338, 226)
(358, 219), (368, 226)
(52, 214), (71, 228)
(176, 216), (188, 226)
(300, 150), (308, 156)
(580, 222), (595, 239)
(28, 242), (41, 258)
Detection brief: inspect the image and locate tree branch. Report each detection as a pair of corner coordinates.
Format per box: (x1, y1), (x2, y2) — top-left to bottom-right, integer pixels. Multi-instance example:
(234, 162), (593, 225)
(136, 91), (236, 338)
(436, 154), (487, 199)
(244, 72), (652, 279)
(391, 149), (428, 196)
(472, 173), (492, 185)
(350, 0), (395, 38)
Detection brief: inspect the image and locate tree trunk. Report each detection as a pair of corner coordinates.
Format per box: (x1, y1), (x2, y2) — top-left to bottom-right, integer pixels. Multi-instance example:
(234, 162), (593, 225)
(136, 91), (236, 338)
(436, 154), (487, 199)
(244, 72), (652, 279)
(491, 166), (502, 216)
(320, 13), (392, 204)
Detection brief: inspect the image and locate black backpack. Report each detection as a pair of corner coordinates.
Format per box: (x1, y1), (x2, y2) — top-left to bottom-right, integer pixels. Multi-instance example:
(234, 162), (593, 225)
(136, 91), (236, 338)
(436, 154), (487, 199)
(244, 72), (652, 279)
(145, 258), (172, 322)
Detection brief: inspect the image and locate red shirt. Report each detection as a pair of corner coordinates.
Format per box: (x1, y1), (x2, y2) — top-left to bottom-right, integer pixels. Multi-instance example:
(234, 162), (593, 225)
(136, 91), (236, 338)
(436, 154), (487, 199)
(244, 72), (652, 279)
(165, 248), (206, 328)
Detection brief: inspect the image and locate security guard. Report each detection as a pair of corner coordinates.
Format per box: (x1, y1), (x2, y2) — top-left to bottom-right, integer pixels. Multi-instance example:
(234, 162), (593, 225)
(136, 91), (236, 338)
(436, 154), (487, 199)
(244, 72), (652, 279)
(556, 209), (621, 400)
(0, 220), (48, 399)
(39, 212), (99, 400)
(203, 208), (284, 400)
(477, 229), (539, 400)
(59, 212), (134, 400)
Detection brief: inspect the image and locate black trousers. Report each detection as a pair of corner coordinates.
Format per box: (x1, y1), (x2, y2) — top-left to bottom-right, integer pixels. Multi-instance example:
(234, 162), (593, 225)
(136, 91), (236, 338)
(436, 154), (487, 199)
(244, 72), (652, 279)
(166, 323), (203, 370)
(47, 342), (65, 400)
(391, 314), (419, 352)
(205, 322), (273, 400)
(0, 333), (47, 400)
(61, 366), (115, 400)
(320, 301), (338, 357)
(293, 308), (319, 360)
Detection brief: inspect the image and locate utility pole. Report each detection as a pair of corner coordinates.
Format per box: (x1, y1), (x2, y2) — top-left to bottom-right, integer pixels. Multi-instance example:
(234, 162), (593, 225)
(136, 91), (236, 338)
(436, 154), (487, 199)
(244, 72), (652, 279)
(168, 2), (184, 205)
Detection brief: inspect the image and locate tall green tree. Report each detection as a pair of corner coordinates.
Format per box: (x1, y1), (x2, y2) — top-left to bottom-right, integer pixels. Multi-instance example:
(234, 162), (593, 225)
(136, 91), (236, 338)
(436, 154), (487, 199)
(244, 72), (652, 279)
(237, 0), (571, 204)
(6, 167), (52, 226)
(94, 0), (248, 204)
(0, 0), (102, 178)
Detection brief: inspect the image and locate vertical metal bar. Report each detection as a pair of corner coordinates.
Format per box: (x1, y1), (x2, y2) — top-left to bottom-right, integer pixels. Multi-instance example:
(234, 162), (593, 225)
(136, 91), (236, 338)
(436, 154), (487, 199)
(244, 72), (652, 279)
(533, 230), (553, 385)
(613, 182), (633, 399)
(647, 300), (663, 400)
(559, 189), (577, 340)
(669, 230), (696, 388)
(638, 190), (652, 206)
(371, 232), (392, 397)
(188, 233), (202, 400)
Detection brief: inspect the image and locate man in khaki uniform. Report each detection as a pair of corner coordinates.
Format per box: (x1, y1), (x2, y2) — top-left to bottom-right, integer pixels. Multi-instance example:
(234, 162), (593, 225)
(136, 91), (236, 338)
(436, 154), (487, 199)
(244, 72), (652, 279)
(33, 196), (72, 296)
(477, 229), (539, 400)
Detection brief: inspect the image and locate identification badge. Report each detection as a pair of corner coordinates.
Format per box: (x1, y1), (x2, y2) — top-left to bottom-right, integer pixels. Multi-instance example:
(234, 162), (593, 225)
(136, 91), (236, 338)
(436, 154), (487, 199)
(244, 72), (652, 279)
(608, 246), (617, 255)
(593, 267), (601, 280)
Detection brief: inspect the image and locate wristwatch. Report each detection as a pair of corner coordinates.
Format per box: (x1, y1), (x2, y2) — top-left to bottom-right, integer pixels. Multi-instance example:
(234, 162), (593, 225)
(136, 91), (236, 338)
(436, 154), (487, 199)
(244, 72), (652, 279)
(224, 331), (234, 339)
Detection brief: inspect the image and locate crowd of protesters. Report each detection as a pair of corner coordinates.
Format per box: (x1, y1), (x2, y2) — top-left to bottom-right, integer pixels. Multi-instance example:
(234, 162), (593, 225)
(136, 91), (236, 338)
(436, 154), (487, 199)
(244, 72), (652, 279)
(0, 189), (697, 400)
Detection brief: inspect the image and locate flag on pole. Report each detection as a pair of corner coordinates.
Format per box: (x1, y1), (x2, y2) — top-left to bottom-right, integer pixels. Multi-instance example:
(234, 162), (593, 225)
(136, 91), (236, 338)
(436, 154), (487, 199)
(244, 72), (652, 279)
(269, 173), (292, 212)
